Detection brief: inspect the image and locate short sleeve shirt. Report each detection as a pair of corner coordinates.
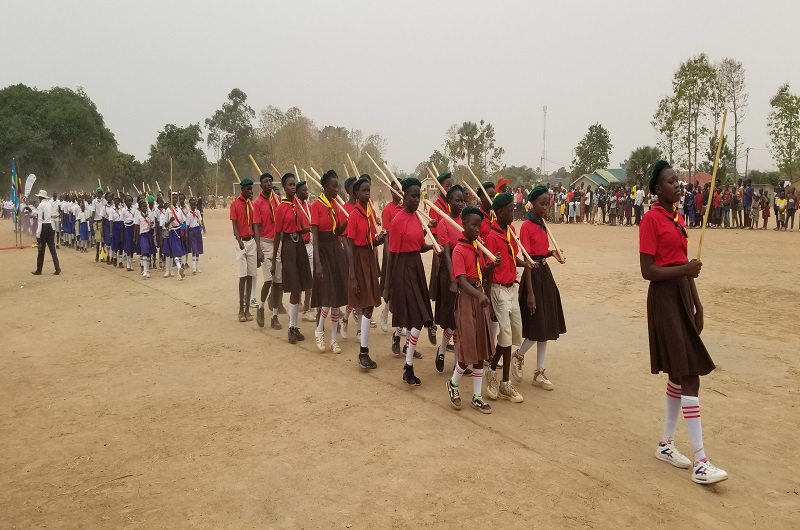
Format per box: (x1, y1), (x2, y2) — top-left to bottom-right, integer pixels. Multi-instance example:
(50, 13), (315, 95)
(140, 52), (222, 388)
(252, 192), (277, 239)
(275, 198), (303, 234)
(452, 240), (483, 281)
(388, 210), (424, 253)
(346, 203), (376, 247)
(381, 202), (401, 232)
(311, 197), (346, 234)
(437, 214), (463, 248)
(484, 221), (519, 285)
(639, 203), (688, 267)
(519, 218), (549, 257)
(429, 195), (449, 236)
(229, 195), (254, 238)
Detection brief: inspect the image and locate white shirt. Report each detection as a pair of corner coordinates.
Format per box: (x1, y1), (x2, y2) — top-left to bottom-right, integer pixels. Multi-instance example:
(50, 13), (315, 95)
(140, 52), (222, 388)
(36, 199), (54, 237)
(92, 197), (106, 220)
(135, 209), (153, 233)
(121, 206), (136, 225)
(162, 205), (185, 231)
(635, 189), (645, 206)
(186, 208), (203, 228)
(109, 205), (123, 222)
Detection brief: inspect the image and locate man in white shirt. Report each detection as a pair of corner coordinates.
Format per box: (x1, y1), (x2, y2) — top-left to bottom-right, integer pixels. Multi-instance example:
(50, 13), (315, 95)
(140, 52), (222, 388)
(634, 181), (645, 225)
(32, 190), (61, 275)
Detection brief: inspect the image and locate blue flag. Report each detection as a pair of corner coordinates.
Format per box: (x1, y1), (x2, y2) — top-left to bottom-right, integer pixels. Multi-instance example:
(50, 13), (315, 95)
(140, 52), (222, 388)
(10, 158), (18, 229)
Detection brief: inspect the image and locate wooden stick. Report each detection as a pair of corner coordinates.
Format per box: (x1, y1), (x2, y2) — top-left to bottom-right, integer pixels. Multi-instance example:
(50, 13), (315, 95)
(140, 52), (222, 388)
(381, 160), (442, 253)
(189, 186), (194, 198)
(343, 164), (351, 179)
(270, 163), (281, 178)
(347, 153), (359, 178)
(426, 166), (448, 196)
(425, 199), (496, 262)
(98, 178), (102, 189)
(293, 164), (299, 179)
(249, 154), (262, 175)
(142, 181), (146, 196)
(303, 169), (349, 217)
(697, 109), (728, 261)
(156, 181), (162, 192)
(431, 162), (441, 176)
(227, 159), (241, 183)
(543, 222), (566, 264)
(132, 183), (141, 195)
(169, 157), (173, 193)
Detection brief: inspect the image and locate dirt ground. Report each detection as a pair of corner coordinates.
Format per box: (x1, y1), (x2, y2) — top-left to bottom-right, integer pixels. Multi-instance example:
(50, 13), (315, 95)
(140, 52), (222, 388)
(1, 208), (798, 529)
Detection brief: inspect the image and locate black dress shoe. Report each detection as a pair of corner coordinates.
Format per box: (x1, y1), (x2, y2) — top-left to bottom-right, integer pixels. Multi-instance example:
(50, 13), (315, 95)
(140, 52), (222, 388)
(427, 325), (437, 345)
(54, 269), (61, 275)
(31, 271), (42, 275)
(256, 308), (265, 328)
(288, 327), (297, 345)
(271, 315), (282, 330)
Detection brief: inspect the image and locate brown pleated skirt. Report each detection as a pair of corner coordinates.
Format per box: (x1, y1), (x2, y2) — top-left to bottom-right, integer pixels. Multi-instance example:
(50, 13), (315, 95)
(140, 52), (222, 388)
(311, 232), (348, 309)
(455, 285), (493, 365)
(519, 261), (567, 341)
(281, 233), (312, 295)
(390, 252), (433, 330)
(433, 249), (457, 330)
(647, 277), (715, 377)
(428, 251), (441, 302)
(349, 244), (381, 309)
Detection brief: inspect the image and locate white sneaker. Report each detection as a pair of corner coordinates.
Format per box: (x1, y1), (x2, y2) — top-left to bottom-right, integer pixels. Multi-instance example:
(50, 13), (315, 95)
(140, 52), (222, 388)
(380, 309), (389, 332)
(340, 318), (348, 340)
(143, 273), (151, 279)
(169, 272), (175, 277)
(691, 459), (728, 484)
(302, 311), (316, 322)
(177, 275), (183, 281)
(485, 368), (499, 400)
(533, 369), (554, 390)
(499, 381), (524, 403)
(314, 331), (326, 352)
(164, 271), (169, 278)
(655, 441), (692, 469)
(330, 340), (342, 354)
(370, 319), (377, 328)
(511, 351), (524, 383)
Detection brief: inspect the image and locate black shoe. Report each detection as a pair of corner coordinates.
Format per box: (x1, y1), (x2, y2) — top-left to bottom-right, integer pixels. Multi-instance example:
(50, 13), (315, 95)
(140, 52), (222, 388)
(359, 352), (377, 369)
(244, 310), (253, 322)
(256, 307), (265, 328)
(427, 325), (437, 345)
(446, 343), (454, 352)
(271, 315), (282, 330)
(54, 269), (61, 275)
(392, 336), (401, 356)
(463, 367), (473, 376)
(288, 327), (297, 344)
(435, 347), (445, 373)
(31, 271), (42, 275)
(238, 308), (246, 322)
(403, 363), (421, 386)
(294, 328), (305, 341)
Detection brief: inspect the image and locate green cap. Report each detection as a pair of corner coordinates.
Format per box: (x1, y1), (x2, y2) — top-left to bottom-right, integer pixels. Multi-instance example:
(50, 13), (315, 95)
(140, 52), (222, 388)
(239, 178), (254, 186)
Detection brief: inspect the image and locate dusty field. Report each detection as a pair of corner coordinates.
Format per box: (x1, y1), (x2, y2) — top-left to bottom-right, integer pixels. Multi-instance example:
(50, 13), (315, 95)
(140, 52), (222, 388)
(1, 208), (798, 529)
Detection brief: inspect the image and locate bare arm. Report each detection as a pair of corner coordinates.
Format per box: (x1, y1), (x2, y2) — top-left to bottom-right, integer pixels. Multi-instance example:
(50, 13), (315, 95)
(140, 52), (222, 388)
(231, 220), (243, 250)
(639, 254), (702, 282)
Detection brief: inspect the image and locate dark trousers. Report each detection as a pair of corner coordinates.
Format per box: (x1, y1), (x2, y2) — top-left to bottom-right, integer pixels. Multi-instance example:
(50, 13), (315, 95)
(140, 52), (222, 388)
(634, 204), (642, 225)
(36, 224), (60, 272)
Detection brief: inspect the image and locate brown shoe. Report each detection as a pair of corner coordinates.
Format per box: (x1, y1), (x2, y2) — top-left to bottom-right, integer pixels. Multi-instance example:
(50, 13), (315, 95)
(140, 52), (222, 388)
(244, 310), (253, 322)
(238, 306), (247, 322)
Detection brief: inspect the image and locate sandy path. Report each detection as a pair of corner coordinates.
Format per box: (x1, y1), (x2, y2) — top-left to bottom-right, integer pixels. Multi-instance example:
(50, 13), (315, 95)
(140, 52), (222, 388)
(1, 210), (798, 528)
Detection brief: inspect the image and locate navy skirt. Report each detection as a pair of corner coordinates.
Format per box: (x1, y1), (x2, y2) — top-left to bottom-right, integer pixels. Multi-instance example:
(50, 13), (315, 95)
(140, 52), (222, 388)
(111, 221), (124, 251)
(138, 231), (155, 255)
(187, 226), (203, 254)
(166, 229), (185, 257)
(123, 224), (136, 255)
(103, 219), (112, 245)
(79, 222), (90, 241)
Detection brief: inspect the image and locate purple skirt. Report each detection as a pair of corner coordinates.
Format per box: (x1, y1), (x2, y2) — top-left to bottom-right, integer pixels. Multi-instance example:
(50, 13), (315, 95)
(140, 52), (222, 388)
(111, 221), (124, 251)
(123, 224), (136, 255)
(79, 222), (90, 241)
(165, 229), (185, 257)
(138, 231), (155, 255)
(187, 226), (203, 255)
(103, 219), (112, 245)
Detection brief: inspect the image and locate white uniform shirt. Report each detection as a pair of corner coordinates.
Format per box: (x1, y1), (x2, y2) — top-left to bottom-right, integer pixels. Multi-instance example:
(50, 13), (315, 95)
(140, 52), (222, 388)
(162, 205), (185, 231)
(134, 209), (153, 233)
(109, 205), (123, 222)
(185, 208), (202, 229)
(92, 198), (106, 220)
(121, 205), (136, 225)
(36, 199), (54, 237)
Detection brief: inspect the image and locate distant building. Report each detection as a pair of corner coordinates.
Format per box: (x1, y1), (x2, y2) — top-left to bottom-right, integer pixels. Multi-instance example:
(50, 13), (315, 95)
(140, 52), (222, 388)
(570, 168), (628, 190)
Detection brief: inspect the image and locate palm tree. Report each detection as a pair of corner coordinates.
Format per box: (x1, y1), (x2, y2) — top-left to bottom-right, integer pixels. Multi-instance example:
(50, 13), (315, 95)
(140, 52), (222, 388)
(456, 121), (480, 167)
(627, 146), (663, 183)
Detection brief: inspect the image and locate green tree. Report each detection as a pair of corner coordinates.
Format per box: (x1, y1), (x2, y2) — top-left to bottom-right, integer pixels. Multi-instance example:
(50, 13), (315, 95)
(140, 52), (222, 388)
(205, 89), (257, 176)
(145, 124), (209, 194)
(700, 135), (735, 183)
(571, 123), (612, 177)
(717, 58), (748, 175)
(767, 83), (800, 179)
(626, 146), (663, 183)
(497, 165), (541, 189)
(672, 54), (716, 176)
(652, 96), (683, 166)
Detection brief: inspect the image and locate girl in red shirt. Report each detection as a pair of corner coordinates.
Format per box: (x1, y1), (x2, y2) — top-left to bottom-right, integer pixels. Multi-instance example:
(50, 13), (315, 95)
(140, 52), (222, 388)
(383, 178), (435, 386)
(446, 206), (494, 414)
(511, 185), (566, 391)
(296, 181), (316, 323)
(434, 185), (465, 373)
(271, 173), (312, 344)
(310, 170), (349, 354)
(427, 172), (454, 347)
(345, 177), (385, 370)
(379, 181), (402, 332)
(640, 160), (727, 485)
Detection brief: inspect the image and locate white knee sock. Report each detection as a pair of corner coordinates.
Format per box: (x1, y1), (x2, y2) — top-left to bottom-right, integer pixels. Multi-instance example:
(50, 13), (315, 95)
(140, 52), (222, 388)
(174, 256), (182, 268)
(536, 341), (548, 370)
(330, 309), (340, 341)
(491, 321), (499, 342)
(450, 364), (465, 387)
(472, 368), (484, 397)
(316, 307), (329, 333)
(193, 256), (199, 271)
(518, 338), (535, 356)
(127, 255), (132, 268)
(289, 303), (299, 328)
(405, 327), (420, 365)
(438, 328), (454, 357)
(662, 382), (682, 442)
(143, 256), (149, 274)
(681, 396), (706, 462)
(360, 314), (371, 348)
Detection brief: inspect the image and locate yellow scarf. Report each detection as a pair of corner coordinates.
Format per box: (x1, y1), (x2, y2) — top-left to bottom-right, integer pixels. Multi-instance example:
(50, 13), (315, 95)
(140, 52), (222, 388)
(318, 194), (336, 233)
(472, 241), (483, 284)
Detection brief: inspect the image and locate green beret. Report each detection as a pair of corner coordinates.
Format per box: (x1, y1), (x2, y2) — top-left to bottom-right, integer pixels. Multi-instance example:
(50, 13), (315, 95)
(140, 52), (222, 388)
(446, 184), (464, 200)
(296, 181), (307, 188)
(259, 172), (273, 182)
(437, 172), (452, 183)
(481, 181), (495, 190)
(352, 177), (370, 194)
(649, 160), (670, 194)
(461, 205), (484, 221)
(359, 173), (371, 181)
(239, 178), (254, 187)
(96, 187), (104, 192)
(147, 195), (155, 202)
(492, 192), (513, 211)
(343, 176), (357, 191)
(527, 184), (548, 203)
(401, 177), (422, 191)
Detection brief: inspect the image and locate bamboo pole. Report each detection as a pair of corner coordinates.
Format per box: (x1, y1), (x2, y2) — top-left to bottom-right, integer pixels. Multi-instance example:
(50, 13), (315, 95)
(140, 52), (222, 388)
(431, 162), (441, 176)
(98, 178), (102, 189)
(303, 169), (349, 217)
(347, 153), (359, 178)
(189, 186), (194, 198)
(142, 181), (146, 196)
(156, 181), (162, 192)
(697, 109), (728, 261)
(343, 164), (351, 179)
(169, 157), (173, 194)
(249, 154), (262, 175)
(426, 166), (448, 196)
(425, 199), (496, 261)
(132, 183), (141, 195)
(293, 164), (299, 179)
(227, 159), (241, 183)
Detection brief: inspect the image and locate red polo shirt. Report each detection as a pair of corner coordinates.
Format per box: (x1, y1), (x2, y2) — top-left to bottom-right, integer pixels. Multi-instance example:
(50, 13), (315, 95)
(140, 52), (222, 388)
(298, 199), (311, 242)
(519, 218), (549, 257)
(452, 240), (486, 281)
(311, 197), (346, 234)
(381, 201), (401, 232)
(388, 210), (424, 253)
(347, 203), (377, 247)
(484, 221), (519, 285)
(230, 195), (254, 238)
(275, 197), (303, 234)
(639, 203), (688, 267)
(429, 195), (449, 236)
(253, 191), (277, 239)
(479, 207), (493, 240)
(437, 214), (463, 248)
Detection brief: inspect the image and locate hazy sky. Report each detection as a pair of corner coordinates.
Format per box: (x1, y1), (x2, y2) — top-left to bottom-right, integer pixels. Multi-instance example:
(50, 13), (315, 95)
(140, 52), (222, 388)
(5, 0), (799, 174)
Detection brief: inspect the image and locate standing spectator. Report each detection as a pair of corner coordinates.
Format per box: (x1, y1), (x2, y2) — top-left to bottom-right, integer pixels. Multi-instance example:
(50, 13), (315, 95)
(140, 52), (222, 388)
(32, 190), (61, 275)
(761, 189), (771, 230)
(722, 185), (732, 228)
(787, 187), (797, 231)
(775, 190), (787, 231)
(634, 181), (645, 224)
(743, 179), (755, 229)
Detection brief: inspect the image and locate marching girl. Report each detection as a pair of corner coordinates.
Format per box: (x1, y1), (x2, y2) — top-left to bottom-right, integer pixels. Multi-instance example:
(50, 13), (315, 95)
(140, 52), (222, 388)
(426, 172), (454, 346)
(121, 194), (137, 271)
(271, 173), (313, 344)
(382, 178), (435, 386)
(345, 177), (385, 370)
(186, 197), (204, 274)
(77, 202), (90, 252)
(179, 193), (190, 266)
(340, 176), (358, 339)
(92, 188), (105, 261)
(102, 192), (113, 264)
(477, 181), (496, 240)
(147, 195), (160, 270)
(433, 184), (466, 373)
(162, 193), (187, 281)
(446, 206), (494, 414)
(310, 170), (349, 354)
(296, 181), (316, 323)
(641, 160), (727, 485)
(134, 199), (155, 278)
(110, 195), (124, 267)
(379, 180), (402, 332)
(511, 185), (566, 391)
